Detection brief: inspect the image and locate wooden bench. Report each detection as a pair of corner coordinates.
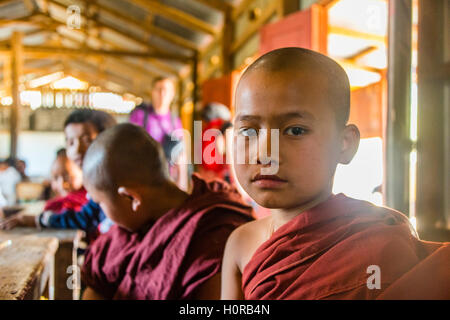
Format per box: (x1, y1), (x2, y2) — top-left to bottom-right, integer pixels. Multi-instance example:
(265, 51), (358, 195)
(4, 228), (84, 300)
(0, 233), (58, 300)
(1, 202), (85, 299)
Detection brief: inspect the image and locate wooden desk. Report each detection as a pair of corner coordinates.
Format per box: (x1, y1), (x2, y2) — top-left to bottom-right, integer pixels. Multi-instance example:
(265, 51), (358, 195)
(2, 227), (84, 300)
(0, 233), (58, 300)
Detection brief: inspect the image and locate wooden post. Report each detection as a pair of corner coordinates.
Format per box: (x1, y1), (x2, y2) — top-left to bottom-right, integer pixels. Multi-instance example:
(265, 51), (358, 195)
(221, 6), (233, 74)
(2, 56), (11, 97)
(192, 51), (199, 112)
(279, 0), (300, 17)
(416, 0), (449, 240)
(10, 31), (23, 159)
(384, 0), (412, 215)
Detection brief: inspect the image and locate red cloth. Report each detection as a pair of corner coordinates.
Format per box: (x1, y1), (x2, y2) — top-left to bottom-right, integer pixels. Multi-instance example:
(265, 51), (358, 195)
(201, 119), (229, 178)
(82, 174), (253, 299)
(44, 188), (87, 213)
(243, 194), (450, 300)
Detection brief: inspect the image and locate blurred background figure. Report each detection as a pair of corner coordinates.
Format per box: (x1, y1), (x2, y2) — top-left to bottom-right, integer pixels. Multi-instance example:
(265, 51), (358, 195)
(199, 102), (233, 183)
(129, 76), (187, 190)
(50, 149), (82, 198)
(0, 158), (22, 206)
(14, 159), (29, 182)
(44, 149), (87, 214)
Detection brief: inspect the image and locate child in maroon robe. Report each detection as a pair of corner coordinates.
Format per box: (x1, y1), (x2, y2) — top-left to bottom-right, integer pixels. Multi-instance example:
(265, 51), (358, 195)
(221, 47), (449, 300)
(80, 123), (253, 300)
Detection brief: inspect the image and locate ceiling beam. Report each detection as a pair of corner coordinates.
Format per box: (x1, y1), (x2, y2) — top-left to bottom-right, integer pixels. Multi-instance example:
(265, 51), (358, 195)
(336, 58), (383, 74)
(33, 14), (181, 77)
(348, 46), (379, 61)
(0, 44), (190, 61)
(22, 60), (149, 99)
(43, 0), (192, 61)
(232, 0), (255, 20)
(92, 1), (199, 52)
(129, 0), (219, 36)
(231, 0), (278, 53)
(317, 0), (340, 9)
(192, 0), (232, 12)
(328, 26), (386, 45)
(54, 35), (156, 83)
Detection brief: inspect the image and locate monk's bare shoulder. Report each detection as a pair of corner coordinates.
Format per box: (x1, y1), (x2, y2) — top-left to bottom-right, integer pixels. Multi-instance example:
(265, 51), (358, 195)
(226, 216), (273, 272)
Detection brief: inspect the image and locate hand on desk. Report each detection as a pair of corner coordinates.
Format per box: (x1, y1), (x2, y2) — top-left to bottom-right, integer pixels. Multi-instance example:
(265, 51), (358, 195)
(0, 214), (37, 230)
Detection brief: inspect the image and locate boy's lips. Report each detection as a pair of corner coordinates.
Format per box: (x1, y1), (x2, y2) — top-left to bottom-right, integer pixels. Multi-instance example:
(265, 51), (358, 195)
(251, 174), (287, 189)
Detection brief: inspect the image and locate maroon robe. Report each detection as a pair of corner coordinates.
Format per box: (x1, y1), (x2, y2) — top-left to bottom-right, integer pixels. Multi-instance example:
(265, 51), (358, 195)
(82, 174), (253, 299)
(243, 194), (450, 300)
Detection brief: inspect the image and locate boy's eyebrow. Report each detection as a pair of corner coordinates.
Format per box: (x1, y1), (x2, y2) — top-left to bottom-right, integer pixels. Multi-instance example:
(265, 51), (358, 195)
(234, 114), (262, 122)
(234, 111), (315, 122)
(275, 111), (315, 122)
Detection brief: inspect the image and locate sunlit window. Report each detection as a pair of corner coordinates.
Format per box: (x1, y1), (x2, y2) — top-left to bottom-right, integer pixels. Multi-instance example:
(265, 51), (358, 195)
(333, 137), (383, 206)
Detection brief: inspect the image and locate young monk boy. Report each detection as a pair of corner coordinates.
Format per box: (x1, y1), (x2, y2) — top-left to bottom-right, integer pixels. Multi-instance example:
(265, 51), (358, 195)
(44, 149), (87, 213)
(0, 109), (116, 236)
(81, 123), (253, 300)
(221, 47), (450, 300)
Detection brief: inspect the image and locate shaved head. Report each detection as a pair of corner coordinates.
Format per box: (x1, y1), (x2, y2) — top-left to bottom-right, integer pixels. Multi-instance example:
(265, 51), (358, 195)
(83, 123), (169, 193)
(238, 47), (350, 127)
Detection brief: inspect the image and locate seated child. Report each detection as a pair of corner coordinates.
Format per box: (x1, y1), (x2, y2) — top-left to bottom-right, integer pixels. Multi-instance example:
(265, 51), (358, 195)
(80, 123), (253, 300)
(44, 149), (87, 213)
(199, 102), (233, 183)
(0, 109), (116, 237)
(221, 47), (450, 300)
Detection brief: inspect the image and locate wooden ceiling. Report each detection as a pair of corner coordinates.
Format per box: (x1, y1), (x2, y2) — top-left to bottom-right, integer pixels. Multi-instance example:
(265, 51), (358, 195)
(0, 0), (255, 101)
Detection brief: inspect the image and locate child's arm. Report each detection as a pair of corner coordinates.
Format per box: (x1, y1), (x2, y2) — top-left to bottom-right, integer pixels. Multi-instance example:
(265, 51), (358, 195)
(0, 214), (36, 230)
(38, 199), (104, 232)
(82, 287), (105, 300)
(221, 228), (245, 300)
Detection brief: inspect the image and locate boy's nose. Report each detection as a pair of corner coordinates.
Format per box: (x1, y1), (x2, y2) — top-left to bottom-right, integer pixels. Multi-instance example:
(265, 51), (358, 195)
(257, 129), (279, 165)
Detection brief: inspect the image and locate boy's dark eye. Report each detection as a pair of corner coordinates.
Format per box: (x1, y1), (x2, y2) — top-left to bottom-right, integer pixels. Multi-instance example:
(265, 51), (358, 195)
(285, 127), (306, 136)
(239, 128), (258, 137)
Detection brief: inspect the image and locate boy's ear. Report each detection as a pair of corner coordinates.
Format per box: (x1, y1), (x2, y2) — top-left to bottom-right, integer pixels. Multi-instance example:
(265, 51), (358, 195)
(117, 186), (142, 212)
(339, 124), (360, 165)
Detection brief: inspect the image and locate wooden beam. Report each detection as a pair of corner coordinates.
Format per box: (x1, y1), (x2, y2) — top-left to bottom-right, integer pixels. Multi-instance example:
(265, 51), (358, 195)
(0, 14), (38, 27)
(35, 15), (181, 77)
(92, 1), (198, 51)
(317, 0), (340, 8)
(416, 0), (448, 238)
(10, 31), (23, 159)
(278, 0), (301, 17)
(0, 44), (191, 61)
(232, 0), (255, 20)
(384, 0), (412, 215)
(231, 0), (279, 53)
(328, 26), (386, 44)
(2, 56), (11, 96)
(192, 52), (199, 111)
(64, 66), (146, 98)
(44, 0), (192, 60)
(192, 0), (231, 12)
(336, 58), (383, 73)
(0, 26), (50, 46)
(348, 46), (378, 61)
(130, 0), (219, 35)
(222, 6), (233, 74)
